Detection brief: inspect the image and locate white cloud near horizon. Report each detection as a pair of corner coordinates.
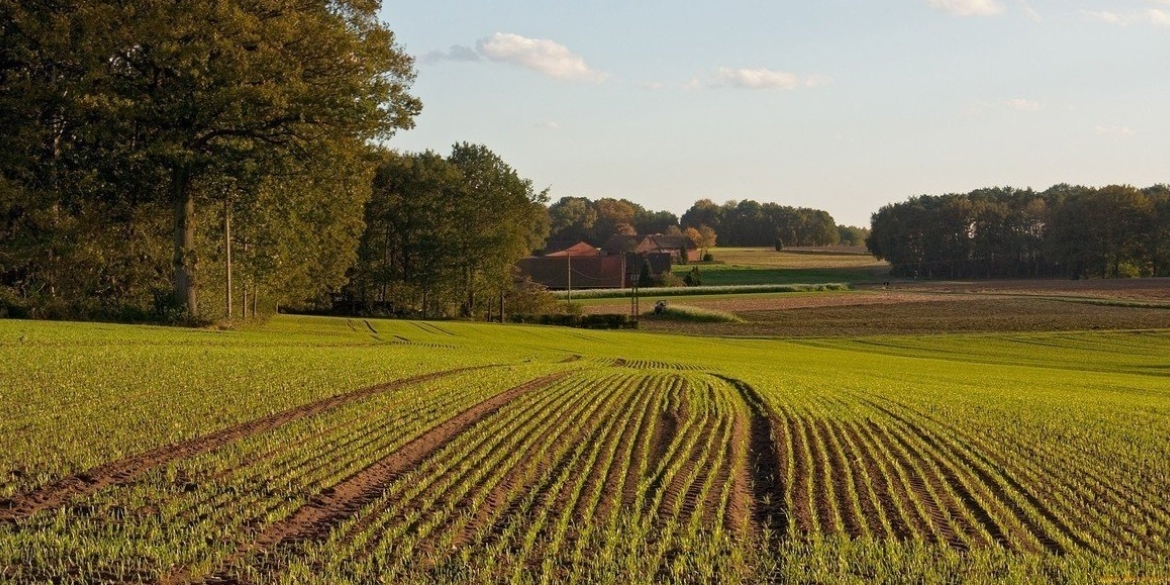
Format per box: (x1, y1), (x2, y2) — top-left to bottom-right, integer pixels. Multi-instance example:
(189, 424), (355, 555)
(1096, 125), (1137, 137)
(1081, 8), (1170, 27)
(477, 33), (608, 82)
(927, 0), (1004, 16)
(1006, 98), (1041, 111)
(698, 67), (829, 90)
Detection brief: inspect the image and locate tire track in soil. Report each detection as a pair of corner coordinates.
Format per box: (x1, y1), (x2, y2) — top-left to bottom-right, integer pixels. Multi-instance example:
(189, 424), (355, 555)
(185, 372), (569, 584)
(718, 376), (789, 538)
(0, 366), (496, 524)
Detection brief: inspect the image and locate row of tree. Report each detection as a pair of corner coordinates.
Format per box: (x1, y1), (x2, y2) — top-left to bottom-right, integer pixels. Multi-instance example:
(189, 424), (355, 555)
(546, 196), (853, 250)
(681, 199), (842, 247)
(867, 184), (1170, 279)
(345, 146), (549, 319)
(1, 0), (421, 321)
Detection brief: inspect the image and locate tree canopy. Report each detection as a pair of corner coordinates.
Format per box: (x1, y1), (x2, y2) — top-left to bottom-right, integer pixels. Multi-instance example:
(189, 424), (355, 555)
(867, 184), (1170, 279)
(1, 0), (420, 320)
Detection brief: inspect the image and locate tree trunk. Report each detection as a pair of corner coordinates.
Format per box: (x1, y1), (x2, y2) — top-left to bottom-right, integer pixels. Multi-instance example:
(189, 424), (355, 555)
(172, 166), (197, 320)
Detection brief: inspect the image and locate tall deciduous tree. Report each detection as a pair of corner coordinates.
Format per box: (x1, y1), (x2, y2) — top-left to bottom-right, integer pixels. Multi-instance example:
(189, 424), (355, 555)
(3, 0), (421, 321)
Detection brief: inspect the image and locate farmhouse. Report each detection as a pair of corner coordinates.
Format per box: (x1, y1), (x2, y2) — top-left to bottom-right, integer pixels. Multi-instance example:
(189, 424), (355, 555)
(516, 239), (675, 289)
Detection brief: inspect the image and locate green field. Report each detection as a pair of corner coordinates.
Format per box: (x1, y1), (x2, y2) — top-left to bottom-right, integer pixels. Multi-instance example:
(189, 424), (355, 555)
(674, 247), (890, 286)
(2, 315), (1169, 583)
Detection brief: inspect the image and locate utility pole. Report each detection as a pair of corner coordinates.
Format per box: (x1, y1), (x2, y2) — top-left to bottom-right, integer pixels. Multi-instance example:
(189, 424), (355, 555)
(567, 253), (572, 302)
(224, 198), (232, 320)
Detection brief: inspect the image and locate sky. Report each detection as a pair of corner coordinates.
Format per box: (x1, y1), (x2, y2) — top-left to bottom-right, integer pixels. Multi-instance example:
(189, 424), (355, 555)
(379, 0), (1170, 227)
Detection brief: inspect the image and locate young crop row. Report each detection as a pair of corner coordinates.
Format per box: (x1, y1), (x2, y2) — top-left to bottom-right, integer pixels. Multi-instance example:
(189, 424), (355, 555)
(206, 369), (758, 583)
(0, 365), (563, 583)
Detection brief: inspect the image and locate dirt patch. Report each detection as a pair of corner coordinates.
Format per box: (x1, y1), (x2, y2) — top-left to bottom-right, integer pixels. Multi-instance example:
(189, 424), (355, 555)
(719, 376), (788, 538)
(0, 366), (494, 524)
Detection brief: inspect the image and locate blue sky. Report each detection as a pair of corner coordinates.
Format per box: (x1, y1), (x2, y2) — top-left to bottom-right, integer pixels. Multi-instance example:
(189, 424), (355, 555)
(380, 1), (1169, 227)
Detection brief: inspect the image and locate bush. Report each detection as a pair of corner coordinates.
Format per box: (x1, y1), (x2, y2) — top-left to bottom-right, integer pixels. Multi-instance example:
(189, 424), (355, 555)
(0, 287), (31, 319)
(702, 252), (714, 262)
(649, 304), (742, 323)
(508, 313), (637, 329)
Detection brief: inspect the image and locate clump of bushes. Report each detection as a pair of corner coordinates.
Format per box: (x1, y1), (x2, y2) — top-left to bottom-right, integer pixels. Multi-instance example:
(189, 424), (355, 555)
(509, 313), (637, 329)
(649, 304), (742, 323)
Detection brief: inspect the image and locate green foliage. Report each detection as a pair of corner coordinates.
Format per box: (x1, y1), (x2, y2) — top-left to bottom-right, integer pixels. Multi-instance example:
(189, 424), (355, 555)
(0, 0), (421, 320)
(683, 267), (702, 287)
(682, 199), (837, 247)
(869, 184), (1168, 279)
(648, 304), (742, 323)
(346, 145), (548, 318)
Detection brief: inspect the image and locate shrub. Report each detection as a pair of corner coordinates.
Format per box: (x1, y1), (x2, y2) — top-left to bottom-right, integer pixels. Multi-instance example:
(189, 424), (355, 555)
(650, 304), (742, 323)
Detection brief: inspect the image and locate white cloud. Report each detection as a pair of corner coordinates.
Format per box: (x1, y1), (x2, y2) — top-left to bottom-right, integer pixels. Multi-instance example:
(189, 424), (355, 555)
(927, 0), (1004, 16)
(419, 45), (482, 65)
(1096, 125), (1136, 137)
(700, 67), (830, 90)
(1080, 8), (1170, 27)
(533, 121), (560, 130)
(1017, 0), (1043, 22)
(1006, 98), (1041, 111)
(637, 81), (666, 91)
(477, 33), (607, 82)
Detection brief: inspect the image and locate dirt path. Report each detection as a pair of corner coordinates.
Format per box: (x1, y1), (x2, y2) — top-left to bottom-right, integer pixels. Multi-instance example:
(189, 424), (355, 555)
(718, 376), (788, 538)
(0, 366), (495, 524)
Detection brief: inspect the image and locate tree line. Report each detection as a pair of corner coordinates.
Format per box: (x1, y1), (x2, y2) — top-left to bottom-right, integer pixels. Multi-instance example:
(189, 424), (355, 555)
(867, 184), (1170, 279)
(546, 196), (856, 250)
(1, 0), (420, 321)
(681, 199), (845, 248)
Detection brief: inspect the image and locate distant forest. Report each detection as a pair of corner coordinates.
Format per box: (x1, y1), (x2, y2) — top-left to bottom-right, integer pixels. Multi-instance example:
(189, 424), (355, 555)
(868, 184), (1170, 279)
(547, 196), (865, 249)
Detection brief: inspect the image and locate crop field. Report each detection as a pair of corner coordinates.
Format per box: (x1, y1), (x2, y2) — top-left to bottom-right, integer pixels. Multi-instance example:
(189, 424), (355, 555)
(2, 316), (1170, 583)
(673, 247), (889, 286)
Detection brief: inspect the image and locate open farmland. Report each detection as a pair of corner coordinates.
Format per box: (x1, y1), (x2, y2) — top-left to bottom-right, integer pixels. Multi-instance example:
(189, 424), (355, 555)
(2, 317), (1170, 583)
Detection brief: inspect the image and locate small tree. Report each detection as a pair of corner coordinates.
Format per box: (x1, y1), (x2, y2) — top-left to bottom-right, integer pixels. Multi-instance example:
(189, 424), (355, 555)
(684, 266), (702, 286)
(638, 260), (653, 287)
(698, 225), (717, 259)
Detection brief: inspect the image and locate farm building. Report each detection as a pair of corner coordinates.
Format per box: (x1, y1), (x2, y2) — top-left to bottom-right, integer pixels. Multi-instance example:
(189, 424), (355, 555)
(601, 234), (700, 263)
(516, 240), (674, 289)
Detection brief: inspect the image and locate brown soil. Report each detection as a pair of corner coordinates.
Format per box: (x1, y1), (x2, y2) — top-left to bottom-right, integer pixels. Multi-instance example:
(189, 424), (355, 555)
(642, 296), (1170, 337)
(0, 366), (493, 524)
(719, 376), (787, 537)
